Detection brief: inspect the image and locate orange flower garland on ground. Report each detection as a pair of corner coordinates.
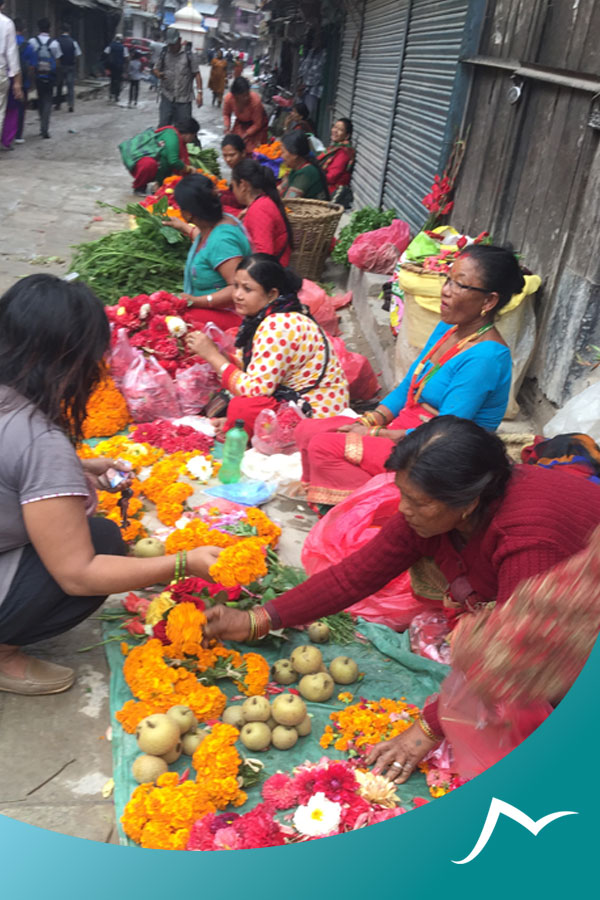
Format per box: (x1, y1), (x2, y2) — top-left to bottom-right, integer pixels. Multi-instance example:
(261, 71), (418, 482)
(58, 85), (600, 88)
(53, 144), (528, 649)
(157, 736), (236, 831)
(121, 772), (216, 850)
(254, 140), (283, 159)
(234, 652), (270, 696)
(320, 697), (421, 752)
(245, 507), (282, 548)
(208, 537), (268, 587)
(82, 374), (131, 439)
(165, 519), (239, 553)
(141, 452), (195, 526)
(192, 723), (247, 809)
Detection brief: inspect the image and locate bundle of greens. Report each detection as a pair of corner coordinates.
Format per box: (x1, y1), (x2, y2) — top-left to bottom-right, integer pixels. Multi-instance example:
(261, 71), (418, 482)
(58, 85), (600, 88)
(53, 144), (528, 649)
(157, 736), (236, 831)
(186, 145), (221, 177)
(69, 198), (188, 305)
(331, 206), (397, 267)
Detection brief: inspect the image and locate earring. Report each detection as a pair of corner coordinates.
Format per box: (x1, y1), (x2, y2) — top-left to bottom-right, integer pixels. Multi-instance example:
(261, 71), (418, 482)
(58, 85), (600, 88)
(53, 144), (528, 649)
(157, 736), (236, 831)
(480, 308), (486, 317)
(461, 511), (469, 520)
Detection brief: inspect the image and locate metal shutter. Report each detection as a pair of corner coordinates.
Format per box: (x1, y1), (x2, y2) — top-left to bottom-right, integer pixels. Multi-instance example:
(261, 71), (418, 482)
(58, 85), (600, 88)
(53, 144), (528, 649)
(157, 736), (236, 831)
(333, 4), (364, 119)
(382, 0), (470, 230)
(351, 0), (410, 209)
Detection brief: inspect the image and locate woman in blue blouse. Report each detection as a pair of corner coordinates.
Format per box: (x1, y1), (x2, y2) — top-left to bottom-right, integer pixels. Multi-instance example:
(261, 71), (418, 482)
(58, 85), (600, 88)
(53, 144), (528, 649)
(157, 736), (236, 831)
(294, 245), (523, 507)
(170, 174), (251, 330)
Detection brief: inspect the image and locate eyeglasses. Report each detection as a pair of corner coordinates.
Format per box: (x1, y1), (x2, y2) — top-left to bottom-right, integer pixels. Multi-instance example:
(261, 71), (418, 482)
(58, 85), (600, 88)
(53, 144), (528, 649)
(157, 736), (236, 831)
(444, 276), (489, 295)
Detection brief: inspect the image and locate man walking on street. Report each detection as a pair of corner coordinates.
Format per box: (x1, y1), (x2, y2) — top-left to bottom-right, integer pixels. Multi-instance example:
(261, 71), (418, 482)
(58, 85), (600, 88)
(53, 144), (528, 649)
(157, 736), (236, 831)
(153, 28), (202, 130)
(55, 25), (81, 112)
(29, 18), (61, 139)
(13, 18), (32, 144)
(0, 0), (23, 143)
(104, 33), (128, 104)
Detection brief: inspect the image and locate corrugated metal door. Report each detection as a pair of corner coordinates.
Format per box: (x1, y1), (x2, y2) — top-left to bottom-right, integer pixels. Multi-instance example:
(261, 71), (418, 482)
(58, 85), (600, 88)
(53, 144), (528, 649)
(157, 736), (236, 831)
(351, 0), (410, 209)
(333, 3), (364, 119)
(382, 0), (470, 230)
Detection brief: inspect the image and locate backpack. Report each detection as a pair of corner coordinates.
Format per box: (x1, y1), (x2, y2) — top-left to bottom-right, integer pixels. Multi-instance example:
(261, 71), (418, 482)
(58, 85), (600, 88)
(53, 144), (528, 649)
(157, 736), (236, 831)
(118, 128), (167, 173)
(32, 37), (57, 82)
(109, 41), (125, 69)
(57, 34), (75, 66)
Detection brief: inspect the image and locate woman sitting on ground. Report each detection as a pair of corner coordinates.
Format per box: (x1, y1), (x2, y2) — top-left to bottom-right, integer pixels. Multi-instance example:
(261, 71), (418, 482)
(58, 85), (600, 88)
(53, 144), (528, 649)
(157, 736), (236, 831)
(231, 159), (293, 265)
(222, 76), (268, 153)
(186, 254), (349, 437)
(0, 275), (219, 696)
(219, 133), (246, 213)
(168, 173), (251, 331)
(202, 415), (600, 781)
(284, 101), (314, 136)
(317, 117), (355, 198)
(294, 244), (520, 509)
(278, 131), (329, 201)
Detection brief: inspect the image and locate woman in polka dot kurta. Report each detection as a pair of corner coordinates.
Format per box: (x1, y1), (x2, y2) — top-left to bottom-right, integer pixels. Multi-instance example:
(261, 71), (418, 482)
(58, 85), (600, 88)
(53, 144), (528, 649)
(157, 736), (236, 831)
(186, 254), (349, 437)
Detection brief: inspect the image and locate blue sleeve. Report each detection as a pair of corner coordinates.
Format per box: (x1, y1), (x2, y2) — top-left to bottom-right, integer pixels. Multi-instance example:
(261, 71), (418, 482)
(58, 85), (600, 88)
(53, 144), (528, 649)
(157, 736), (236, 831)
(431, 344), (512, 421)
(207, 225), (251, 270)
(380, 322), (451, 416)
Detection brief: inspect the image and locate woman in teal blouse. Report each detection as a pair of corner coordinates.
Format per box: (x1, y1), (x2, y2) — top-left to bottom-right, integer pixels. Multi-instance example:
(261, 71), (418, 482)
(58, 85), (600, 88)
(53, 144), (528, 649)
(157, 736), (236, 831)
(171, 174), (251, 329)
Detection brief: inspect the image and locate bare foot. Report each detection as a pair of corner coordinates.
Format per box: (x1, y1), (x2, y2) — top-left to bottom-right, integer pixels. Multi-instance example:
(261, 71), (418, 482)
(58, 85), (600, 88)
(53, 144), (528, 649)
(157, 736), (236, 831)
(0, 645), (28, 678)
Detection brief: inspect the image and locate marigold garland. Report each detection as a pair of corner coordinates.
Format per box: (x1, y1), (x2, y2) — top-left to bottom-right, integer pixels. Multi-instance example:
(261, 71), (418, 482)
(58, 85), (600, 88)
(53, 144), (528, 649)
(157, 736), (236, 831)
(121, 772), (216, 850)
(320, 697), (421, 753)
(234, 652), (270, 697)
(164, 519), (239, 554)
(245, 507), (281, 549)
(82, 374), (131, 439)
(192, 724), (247, 809)
(208, 537), (268, 587)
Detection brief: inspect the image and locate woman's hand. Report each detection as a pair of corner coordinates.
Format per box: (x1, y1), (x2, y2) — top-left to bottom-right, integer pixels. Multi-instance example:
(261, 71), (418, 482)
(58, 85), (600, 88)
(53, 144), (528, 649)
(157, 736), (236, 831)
(365, 722), (438, 783)
(337, 422), (369, 435)
(165, 218), (191, 234)
(186, 330), (217, 358)
(187, 546), (222, 580)
(203, 605), (252, 643)
(80, 457), (133, 492)
(384, 429), (406, 443)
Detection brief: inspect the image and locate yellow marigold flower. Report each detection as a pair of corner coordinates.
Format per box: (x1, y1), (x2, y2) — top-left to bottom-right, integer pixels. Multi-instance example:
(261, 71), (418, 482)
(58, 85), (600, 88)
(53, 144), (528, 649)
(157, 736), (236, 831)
(208, 537), (267, 587)
(145, 592), (176, 626)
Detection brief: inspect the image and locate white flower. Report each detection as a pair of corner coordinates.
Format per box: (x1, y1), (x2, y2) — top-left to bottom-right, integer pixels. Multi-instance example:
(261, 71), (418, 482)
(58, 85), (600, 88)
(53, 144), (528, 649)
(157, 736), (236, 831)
(139, 303), (151, 319)
(355, 769), (400, 808)
(293, 792), (342, 837)
(187, 454), (213, 483)
(165, 315), (188, 337)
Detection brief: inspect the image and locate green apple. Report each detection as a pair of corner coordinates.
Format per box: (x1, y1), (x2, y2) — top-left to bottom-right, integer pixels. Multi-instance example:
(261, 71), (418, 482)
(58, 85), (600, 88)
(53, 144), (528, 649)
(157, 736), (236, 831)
(131, 754), (168, 784)
(242, 695), (271, 722)
(296, 714), (312, 736)
(329, 656), (359, 684)
(271, 659), (297, 684)
(222, 705), (246, 728)
(298, 672), (335, 702)
(271, 725), (298, 750)
(136, 713), (181, 756)
(133, 537), (166, 558)
(166, 705), (197, 735)
(240, 722), (271, 751)
(271, 692), (307, 727)
(290, 645), (323, 675)
(307, 622), (330, 644)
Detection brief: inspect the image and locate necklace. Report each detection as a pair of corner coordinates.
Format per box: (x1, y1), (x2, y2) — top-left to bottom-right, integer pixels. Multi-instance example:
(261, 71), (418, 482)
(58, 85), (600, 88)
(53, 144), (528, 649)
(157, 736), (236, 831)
(409, 323), (495, 404)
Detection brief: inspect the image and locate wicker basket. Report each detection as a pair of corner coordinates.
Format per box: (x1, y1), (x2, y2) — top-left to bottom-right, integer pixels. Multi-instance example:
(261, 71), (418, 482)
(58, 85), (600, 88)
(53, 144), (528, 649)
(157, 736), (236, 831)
(286, 198), (344, 281)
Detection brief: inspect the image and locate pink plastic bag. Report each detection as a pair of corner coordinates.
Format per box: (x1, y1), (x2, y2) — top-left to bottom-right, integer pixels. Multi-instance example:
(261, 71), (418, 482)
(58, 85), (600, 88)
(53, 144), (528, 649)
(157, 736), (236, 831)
(121, 353), (181, 422)
(330, 336), (379, 402)
(298, 280), (340, 335)
(301, 472), (427, 630)
(409, 611), (452, 665)
(348, 219), (411, 274)
(201, 321), (236, 357)
(109, 328), (138, 387)
(251, 402), (305, 455)
(438, 671), (553, 778)
(175, 363), (220, 416)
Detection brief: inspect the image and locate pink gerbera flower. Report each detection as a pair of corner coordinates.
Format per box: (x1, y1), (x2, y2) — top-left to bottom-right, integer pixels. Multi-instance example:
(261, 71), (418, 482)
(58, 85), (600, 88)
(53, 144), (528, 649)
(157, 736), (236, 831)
(313, 762), (358, 803)
(262, 773), (299, 810)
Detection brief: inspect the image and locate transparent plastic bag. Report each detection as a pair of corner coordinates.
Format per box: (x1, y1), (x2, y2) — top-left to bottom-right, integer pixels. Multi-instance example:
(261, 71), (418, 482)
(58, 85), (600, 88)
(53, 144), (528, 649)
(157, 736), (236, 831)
(347, 219), (411, 274)
(409, 611), (452, 665)
(251, 402), (305, 455)
(301, 472), (426, 630)
(330, 336), (380, 402)
(109, 327), (138, 387)
(175, 363), (220, 416)
(543, 382), (600, 443)
(121, 353), (180, 422)
(201, 321), (236, 358)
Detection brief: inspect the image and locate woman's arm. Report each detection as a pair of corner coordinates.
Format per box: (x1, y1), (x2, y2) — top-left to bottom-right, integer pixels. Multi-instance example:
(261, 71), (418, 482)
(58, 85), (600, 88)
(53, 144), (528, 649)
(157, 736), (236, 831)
(219, 317), (293, 397)
(186, 256), (242, 309)
(22, 496), (220, 596)
(222, 94), (232, 131)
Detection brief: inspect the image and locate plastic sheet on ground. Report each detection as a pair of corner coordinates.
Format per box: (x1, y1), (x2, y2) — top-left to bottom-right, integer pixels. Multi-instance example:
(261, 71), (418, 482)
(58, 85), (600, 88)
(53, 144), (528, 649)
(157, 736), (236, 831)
(105, 619), (449, 845)
(241, 447), (303, 484)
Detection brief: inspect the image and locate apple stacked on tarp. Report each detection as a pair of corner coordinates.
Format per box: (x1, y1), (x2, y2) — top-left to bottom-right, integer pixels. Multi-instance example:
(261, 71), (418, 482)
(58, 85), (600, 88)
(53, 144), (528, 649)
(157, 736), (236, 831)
(132, 705), (207, 783)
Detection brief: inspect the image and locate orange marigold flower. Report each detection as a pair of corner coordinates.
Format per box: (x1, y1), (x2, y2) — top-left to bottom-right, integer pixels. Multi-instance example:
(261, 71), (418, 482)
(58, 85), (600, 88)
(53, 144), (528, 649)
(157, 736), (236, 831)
(234, 651), (270, 696)
(81, 374), (131, 439)
(245, 507), (281, 548)
(208, 536), (267, 587)
(192, 723), (246, 810)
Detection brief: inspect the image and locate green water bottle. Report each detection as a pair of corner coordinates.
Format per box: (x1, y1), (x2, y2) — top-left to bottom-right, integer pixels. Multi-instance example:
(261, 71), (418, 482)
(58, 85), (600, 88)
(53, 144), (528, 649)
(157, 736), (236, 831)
(218, 419), (248, 484)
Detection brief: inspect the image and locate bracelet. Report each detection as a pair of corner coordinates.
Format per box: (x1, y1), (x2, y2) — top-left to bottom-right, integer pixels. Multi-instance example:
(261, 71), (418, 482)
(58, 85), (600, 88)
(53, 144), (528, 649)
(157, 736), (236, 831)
(417, 713), (442, 744)
(180, 549), (187, 582)
(174, 551), (181, 582)
(369, 426), (382, 437)
(253, 605), (272, 638)
(219, 361), (229, 375)
(247, 609), (258, 641)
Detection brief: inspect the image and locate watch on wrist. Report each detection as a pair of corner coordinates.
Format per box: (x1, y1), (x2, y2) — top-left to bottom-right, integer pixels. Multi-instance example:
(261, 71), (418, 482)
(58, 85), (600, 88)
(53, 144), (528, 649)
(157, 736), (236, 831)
(206, 294), (214, 305)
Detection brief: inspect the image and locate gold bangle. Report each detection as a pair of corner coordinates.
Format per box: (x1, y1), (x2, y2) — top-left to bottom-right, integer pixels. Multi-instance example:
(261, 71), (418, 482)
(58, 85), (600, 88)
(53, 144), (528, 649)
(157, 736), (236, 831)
(418, 713), (442, 743)
(247, 610), (257, 642)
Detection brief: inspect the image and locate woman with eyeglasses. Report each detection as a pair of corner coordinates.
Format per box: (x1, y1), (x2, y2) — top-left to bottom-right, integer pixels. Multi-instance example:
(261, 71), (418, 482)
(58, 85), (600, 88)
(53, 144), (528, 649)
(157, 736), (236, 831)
(293, 245), (522, 510)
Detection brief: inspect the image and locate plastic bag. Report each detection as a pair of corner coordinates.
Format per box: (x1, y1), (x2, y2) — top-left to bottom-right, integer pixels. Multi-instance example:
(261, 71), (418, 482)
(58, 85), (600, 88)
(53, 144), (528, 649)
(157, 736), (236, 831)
(543, 381), (600, 443)
(298, 280), (340, 335)
(201, 321), (237, 358)
(301, 472), (427, 630)
(121, 353), (180, 422)
(204, 479), (275, 506)
(251, 402), (305, 455)
(437, 671), (552, 779)
(347, 219), (411, 274)
(175, 363), (220, 416)
(409, 611), (452, 665)
(109, 328), (138, 387)
(331, 336), (380, 402)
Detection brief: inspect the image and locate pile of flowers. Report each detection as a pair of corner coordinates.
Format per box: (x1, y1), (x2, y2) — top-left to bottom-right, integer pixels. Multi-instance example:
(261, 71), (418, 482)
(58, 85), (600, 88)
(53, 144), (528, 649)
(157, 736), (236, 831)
(129, 420), (214, 455)
(81, 372), (131, 439)
(140, 172), (229, 223)
(253, 139), (283, 160)
(420, 229), (491, 274)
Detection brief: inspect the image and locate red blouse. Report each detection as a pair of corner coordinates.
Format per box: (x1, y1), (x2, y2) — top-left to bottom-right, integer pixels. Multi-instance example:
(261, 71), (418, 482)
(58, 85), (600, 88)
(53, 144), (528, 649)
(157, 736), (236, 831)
(243, 194), (291, 266)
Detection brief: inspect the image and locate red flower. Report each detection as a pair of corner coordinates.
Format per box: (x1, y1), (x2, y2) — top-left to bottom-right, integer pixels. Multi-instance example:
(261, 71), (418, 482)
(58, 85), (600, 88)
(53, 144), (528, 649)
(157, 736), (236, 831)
(412, 797), (429, 807)
(122, 592), (151, 616)
(121, 617), (146, 636)
(261, 773), (299, 810)
(313, 762), (358, 803)
(152, 620), (169, 644)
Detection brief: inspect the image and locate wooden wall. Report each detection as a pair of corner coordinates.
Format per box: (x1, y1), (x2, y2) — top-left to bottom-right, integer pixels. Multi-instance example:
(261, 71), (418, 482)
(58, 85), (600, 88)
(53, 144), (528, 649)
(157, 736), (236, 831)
(451, 0), (600, 405)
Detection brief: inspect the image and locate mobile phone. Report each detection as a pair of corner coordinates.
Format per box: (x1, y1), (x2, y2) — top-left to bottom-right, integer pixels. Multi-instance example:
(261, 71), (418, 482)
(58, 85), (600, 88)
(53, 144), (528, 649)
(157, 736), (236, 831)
(106, 468), (130, 489)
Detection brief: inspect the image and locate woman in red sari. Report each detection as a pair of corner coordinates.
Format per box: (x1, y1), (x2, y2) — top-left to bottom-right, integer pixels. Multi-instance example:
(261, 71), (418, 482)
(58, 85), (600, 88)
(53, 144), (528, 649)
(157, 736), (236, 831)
(231, 158), (293, 265)
(317, 117), (355, 197)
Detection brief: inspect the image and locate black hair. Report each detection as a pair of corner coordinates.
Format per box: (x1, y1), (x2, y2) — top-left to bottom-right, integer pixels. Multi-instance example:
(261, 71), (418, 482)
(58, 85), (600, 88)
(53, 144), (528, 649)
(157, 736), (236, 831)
(61, 23), (71, 33)
(336, 117), (353, 139)
(173, 173), (222, 224)
(236, 253), (302, 297)
(293, 101), (310, 120)
(221, 133), (245, 154)
(14, 17), (24, 30)
(178, 116), (199, 137)
(231, 159), (294, 249)
(282, 130), (329, 198)
(0, 274), (110, 443)
(38, 17), (51, 32)
(385, 416), (512, 516)
(231, 76), (250, 95)
(459, 244), (525, 312)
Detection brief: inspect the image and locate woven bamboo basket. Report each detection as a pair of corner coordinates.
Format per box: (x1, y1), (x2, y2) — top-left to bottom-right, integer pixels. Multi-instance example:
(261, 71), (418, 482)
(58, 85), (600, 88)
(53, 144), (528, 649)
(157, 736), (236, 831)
(286, 198), (344, 281)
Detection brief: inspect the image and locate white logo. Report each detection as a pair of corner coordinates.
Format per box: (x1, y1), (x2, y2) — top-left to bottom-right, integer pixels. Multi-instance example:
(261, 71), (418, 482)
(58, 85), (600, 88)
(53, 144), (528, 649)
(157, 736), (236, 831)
(452, 797), (578, 864)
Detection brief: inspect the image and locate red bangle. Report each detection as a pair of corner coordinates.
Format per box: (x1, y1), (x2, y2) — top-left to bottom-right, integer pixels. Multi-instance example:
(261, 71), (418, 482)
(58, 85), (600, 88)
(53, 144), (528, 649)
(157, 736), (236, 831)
(252, 605), (272, 638)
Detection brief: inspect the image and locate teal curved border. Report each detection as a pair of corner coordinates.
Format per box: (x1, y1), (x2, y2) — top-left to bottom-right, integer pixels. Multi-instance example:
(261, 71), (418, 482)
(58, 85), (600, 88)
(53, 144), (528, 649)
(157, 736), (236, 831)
(1, 635), (597, 900)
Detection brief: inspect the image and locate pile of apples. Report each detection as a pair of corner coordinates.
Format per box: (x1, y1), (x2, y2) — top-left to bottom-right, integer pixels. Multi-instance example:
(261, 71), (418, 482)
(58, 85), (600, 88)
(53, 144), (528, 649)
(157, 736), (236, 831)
(223, 693), (312, 752)
(271, 644), (360, 703)
(131, 705), (206, 783)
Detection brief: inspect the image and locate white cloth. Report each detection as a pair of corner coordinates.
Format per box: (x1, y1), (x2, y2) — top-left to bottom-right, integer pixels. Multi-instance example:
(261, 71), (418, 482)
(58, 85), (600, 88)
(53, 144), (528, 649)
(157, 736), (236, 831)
(29, 33), (62, 60)
(0, 75), (9, 136)
(0, 11), (20, 79)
